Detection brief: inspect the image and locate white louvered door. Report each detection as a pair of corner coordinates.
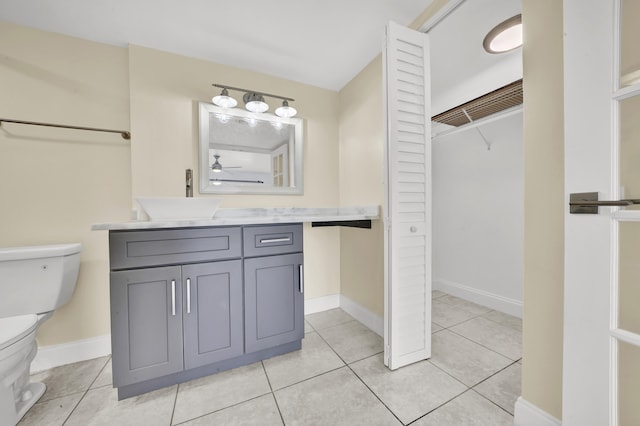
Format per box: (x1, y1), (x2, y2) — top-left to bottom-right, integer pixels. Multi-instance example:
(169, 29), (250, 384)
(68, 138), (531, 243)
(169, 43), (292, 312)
(383, 21), (431, 370)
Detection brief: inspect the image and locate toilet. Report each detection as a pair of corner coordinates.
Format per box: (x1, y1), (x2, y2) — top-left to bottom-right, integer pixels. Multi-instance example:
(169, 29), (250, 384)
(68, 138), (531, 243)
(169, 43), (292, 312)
(0, 243), (82, 426)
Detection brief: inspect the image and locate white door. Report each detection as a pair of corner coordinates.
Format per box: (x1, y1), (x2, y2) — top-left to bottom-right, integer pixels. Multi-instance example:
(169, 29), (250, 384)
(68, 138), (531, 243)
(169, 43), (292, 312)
(383, 21), (432, 370)
(563, 1), (640, 424)
(271, 144), (289, 187)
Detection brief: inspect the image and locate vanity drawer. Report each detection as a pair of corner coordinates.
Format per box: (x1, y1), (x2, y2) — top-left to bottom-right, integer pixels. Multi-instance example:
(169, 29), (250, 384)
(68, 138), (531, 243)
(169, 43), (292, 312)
(242, 224), (303, 257)
(110, 227), (242, 270)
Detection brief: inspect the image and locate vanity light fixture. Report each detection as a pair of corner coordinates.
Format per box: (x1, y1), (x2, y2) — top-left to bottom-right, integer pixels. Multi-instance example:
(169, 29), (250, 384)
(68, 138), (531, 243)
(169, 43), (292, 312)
(243, 92), (269, 113)
(211, 84), (297, 117)
(212, 88), (238, 108)
(275, 100), (297, 118)
(483, 14), (522, 54)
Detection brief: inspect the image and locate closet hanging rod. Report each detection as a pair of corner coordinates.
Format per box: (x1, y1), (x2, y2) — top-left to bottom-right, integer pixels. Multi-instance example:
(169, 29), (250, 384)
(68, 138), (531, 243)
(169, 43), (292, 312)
(0, 118), (131, 140)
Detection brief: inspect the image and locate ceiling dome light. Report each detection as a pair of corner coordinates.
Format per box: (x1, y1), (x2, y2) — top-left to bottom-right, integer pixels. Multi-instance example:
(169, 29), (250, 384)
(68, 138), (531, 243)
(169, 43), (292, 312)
(275, 100), (297, 118)
(483, 14), (522, 54)
(243, 92), (269, 113)
(212, 88), (237, 108)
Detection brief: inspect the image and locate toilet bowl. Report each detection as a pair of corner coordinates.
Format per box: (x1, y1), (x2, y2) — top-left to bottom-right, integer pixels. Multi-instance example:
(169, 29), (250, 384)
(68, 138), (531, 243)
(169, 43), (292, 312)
(0, 243), (81, 426)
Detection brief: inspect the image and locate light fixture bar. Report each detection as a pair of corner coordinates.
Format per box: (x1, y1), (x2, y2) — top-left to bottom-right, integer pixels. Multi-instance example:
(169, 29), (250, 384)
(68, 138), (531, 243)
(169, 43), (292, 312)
(212, 84), (294, 102)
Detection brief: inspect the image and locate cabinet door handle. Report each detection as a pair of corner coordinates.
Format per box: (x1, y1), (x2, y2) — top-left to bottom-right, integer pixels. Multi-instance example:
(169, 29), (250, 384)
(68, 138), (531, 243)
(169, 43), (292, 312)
(171, 280), (176, 316)
(260, 237), (291, 244)
(186, 278), (191, 314)
(299, 264), (304, 293)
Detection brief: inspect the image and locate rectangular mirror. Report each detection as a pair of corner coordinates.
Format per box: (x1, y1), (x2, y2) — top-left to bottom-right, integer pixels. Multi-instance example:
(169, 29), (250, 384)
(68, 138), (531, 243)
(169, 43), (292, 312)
(198, 102), (304, 195)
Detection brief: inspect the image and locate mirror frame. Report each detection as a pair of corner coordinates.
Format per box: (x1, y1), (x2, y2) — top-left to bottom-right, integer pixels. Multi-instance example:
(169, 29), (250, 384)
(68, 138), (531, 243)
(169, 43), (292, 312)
(198, 102), (304, 195)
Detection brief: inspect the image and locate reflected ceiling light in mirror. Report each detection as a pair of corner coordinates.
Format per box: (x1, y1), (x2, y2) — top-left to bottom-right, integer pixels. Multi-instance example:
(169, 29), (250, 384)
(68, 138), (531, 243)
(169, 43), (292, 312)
(211, 84), (297, 117)
(483, 14), (522, 54)
(212, 88), (237, 108)
(275, 100), (297, 118)
(243, 92), (269, 113)
(214, 113), (232, 123)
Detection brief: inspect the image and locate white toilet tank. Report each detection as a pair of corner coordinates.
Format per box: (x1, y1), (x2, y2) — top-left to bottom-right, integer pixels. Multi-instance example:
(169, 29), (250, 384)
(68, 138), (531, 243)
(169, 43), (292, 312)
(0, 243), (82, 318)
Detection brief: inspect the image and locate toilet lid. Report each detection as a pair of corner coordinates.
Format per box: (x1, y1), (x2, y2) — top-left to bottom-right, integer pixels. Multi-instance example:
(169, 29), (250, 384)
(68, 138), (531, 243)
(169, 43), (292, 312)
(0, 314), (38, 351)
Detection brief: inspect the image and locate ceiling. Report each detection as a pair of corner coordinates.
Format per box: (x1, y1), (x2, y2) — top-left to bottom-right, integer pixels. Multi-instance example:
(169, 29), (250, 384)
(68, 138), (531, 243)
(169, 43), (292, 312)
(429, 0), (522, 115)
(0, 0), (431, 91)
(0, 0), (522, 104)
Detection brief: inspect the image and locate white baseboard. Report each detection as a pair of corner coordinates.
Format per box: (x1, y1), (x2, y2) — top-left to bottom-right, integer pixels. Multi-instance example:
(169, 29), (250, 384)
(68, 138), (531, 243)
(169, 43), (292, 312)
(514, 397), (562, 426)
(305, 294), (340, 314)
(30, 294), (373, 373)
(339, 295), (384, 336)
(434, 279), (523, 318)
(32, 334), (111, 373)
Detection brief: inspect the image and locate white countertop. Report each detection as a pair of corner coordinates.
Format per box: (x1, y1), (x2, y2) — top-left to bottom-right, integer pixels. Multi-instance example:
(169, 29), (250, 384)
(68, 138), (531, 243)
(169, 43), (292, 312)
(92, 205), (380, 231)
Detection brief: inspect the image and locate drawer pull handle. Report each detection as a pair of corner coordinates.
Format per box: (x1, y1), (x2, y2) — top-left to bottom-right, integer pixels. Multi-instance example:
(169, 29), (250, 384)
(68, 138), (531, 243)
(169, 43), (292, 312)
(186, 278), (191, 314)
(299, 264), (304, 293)
(171, 280), (176, 316)
(260, 237), (291, 244)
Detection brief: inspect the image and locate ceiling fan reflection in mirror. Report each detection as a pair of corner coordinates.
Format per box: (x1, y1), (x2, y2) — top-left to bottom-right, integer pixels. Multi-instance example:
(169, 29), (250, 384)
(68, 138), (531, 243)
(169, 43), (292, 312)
(211, 154), (242, 173)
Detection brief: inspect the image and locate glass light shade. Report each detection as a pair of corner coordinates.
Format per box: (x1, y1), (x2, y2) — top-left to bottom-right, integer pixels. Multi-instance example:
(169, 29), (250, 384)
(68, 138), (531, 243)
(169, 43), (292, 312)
(483, 15), (522, 54)
(275, 100), (297, 118)
(245, 100), (269, 113)
(212, 88), (237, 108)
(244, 92), (269, 113)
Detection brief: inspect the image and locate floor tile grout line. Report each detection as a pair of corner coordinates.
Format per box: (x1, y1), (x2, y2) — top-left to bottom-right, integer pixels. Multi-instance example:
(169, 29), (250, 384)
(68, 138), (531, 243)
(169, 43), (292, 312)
(268, 364), (347, 393)
(424, 357), (477, 389)
(168, 382), (180, 426)
(432, 308), (492, 330)
(85, 355), (111, 391)
(31, 304), (521, 425)
(170, 392), (274, 426)
(404, 387), (471, 425)
(343, 361), (406, 425)
(471, 359), (521, 388)
(261, 361), (287, 426)
(446, 326), (521, 362)
(468, 387), (516, 417)
(60, 356), (111, 426)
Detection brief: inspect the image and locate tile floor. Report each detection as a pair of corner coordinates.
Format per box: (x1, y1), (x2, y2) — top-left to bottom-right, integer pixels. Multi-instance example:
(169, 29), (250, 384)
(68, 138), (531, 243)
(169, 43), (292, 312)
(18, 291), (522, 425)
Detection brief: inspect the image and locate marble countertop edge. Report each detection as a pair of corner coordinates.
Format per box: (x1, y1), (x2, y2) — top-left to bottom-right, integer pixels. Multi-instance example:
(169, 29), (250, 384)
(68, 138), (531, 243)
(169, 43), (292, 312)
(92, 205), (380, 231)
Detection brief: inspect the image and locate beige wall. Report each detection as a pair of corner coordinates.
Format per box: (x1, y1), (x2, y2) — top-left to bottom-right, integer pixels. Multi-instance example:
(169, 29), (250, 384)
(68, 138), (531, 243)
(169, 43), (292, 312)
(337, 0), (567, 421)
(521, 0), (564, 420)
(336, 0), (450, 317)
(338, 56), (385, 315)
(0, 22), (131, 345)
(0, 22), (342, 346)
(127, 45), (342, 301)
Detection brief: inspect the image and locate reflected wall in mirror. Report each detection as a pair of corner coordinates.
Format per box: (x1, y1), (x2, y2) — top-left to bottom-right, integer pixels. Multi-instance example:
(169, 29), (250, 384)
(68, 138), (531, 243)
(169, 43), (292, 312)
(198, 102), (304, 194)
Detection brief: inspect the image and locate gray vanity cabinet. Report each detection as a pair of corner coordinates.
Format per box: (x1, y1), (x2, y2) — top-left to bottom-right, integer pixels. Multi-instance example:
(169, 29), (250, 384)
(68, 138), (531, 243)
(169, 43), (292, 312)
(243, 224), (304, 353)
(108, 223), (303, 399)
(110, 266), (185, 386)
(109, 226), (243, 388)
(182, 260), (243, 369)
(244, 253), (304, 352)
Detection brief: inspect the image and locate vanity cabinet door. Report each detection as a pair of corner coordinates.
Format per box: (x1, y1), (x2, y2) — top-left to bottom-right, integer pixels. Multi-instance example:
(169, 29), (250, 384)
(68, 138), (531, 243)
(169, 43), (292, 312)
(110, 266), (184, 387)
(182, 260), (243, 369)
(244, 253), (304, 353)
